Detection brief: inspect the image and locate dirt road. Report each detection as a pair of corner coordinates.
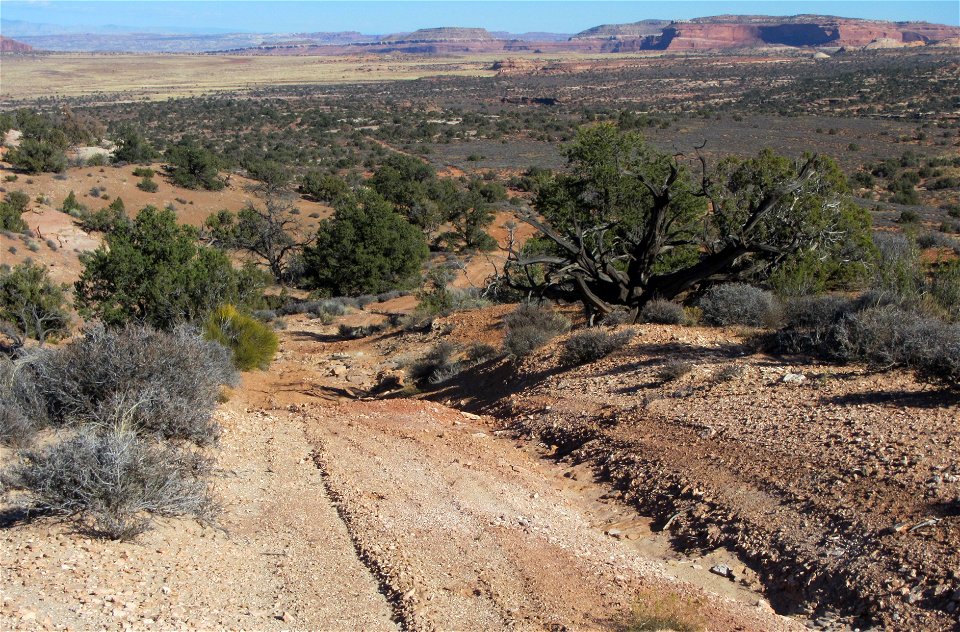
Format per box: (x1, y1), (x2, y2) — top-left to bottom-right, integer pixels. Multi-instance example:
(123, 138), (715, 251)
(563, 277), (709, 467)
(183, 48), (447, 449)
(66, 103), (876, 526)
(1, 315), (802, 631)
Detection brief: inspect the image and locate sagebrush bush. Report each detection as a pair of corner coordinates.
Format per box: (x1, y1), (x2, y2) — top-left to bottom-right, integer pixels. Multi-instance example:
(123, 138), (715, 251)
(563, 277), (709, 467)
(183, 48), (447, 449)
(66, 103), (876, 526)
(601, 309), (634, 326)
(27, 325), (236, 445)
(466, 341), (498, 364)
(203, 304), (278, 371)
(698, 283), (779, 327)
(0, 357), (47, 446)
(561, 330), (635, 366)
(640, 300), (686, 325)
(657, 360), (693, 382)
(769, 295), (858, 355)
(408, 341), (462, 385)
(930, 261), (960, 321)
(4, 428), (217, 540)
(503, 303), (570, 358)
(833, 306), (960, 388)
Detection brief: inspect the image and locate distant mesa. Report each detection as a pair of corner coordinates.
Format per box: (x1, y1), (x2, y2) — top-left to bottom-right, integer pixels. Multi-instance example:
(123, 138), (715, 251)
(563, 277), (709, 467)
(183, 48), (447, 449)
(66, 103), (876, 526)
(571, 20), (672, 40)
(0, 36), (34, 53)
(381, 27), (496, 43)
(3, 14), (958, 55)
(572, 15), (960, 52)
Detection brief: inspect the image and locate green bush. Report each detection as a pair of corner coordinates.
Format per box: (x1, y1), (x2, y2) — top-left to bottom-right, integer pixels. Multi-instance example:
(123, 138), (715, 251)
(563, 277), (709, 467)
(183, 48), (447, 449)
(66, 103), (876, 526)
(75, 206), (265, 329)
(203, 304), (278, 371)
(112, 127), (157, 164)
(7, 138), (67, 174)
(0, 190), (30, 232)
(164, 139), (223, 190)
(0, 260), (71, 346)
(136, 177), (158, 192)
(132, 167), (155, 178)
(303, 189), (428, 296)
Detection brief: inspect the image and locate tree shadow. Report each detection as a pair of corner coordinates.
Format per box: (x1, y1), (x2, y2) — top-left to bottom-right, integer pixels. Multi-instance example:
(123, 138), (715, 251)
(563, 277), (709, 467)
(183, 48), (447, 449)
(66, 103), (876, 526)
(818, 388), (958, 410)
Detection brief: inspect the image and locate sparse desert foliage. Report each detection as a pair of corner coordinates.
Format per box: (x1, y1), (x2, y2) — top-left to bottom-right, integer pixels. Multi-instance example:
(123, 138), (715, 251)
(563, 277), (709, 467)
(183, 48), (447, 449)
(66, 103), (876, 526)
(4, 427), (217, 540)
(0, 190), (30, 231)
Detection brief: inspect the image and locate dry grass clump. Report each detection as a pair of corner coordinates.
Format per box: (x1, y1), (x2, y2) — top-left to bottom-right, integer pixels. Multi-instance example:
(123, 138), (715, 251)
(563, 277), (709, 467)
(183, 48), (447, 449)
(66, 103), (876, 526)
(624, 589), (706, 632)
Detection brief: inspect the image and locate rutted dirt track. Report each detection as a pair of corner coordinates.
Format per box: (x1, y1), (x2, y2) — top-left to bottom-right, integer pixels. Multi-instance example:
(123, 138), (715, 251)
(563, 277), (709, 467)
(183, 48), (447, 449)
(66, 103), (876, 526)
(1, 315), (802, 631)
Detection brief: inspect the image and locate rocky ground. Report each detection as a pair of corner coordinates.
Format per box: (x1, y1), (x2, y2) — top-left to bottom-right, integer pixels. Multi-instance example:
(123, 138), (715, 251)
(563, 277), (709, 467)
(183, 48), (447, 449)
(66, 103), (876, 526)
(426, 311), (960, 630)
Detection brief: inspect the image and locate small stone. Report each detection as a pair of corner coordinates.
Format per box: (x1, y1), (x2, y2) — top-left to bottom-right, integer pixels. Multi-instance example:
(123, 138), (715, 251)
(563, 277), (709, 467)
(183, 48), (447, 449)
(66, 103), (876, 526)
(782, 373), (807, 384)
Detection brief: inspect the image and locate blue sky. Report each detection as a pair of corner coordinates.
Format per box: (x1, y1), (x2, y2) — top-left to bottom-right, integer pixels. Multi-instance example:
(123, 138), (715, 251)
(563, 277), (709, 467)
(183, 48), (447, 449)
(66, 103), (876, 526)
(3, 1), (958, 34)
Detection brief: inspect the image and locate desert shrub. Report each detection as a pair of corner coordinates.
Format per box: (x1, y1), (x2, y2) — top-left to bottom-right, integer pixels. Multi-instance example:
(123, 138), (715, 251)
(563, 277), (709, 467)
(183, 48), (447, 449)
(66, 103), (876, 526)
(112, 127), (157, 164)
(0, 190), (30, 232)
(712, 363), (744, 383)
(337, 323), (385, 340)
(164, 140), (223, 191)
(941, 220), (960, 234)
(640, 300), (686, 325)
(3, 428), (217, 540)
(657, 359), (693, 382)
(465, 341), (498, 364)
(930, 261), (960, 321)
(278, 298), (349, 324)
(136, 177), (158, 192)
(202, 304), (278, 371)
(897, 209), (920, 224)
(7, 138), (67, 174)
(602, 309), (634, 326)
(300, 172), (350, 202)
(132, 167), (155, 178)
(408, 341), (462, 385)
(75, 206), (265, 329)
(413, 268), (488, 318)
(833, 306), (960, 388)
(76, 198), (129, 234)
(303, 189), (429, 296)
(698, 283), (779, 327)
(561, 330), (634, 366)
(769, 294), (857, 355)
(869, 232), (924, 305)
(0, 357), (48, 446)
(917, 231), (960, 252)
(27, 325), (236, 444)
(0, 260), (71, 346)
(502, 303), (570, 358)
(625, 589), (706, 632)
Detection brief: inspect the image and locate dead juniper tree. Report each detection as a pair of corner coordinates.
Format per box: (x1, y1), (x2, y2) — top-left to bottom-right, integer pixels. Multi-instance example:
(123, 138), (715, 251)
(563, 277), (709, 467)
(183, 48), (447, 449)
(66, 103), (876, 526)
(502, 124), (871, 322)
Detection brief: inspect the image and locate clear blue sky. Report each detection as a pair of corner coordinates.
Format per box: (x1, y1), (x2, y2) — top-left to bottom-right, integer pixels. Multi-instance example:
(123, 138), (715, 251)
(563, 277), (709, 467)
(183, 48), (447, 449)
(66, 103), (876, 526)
(3, 1), (957, 34)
